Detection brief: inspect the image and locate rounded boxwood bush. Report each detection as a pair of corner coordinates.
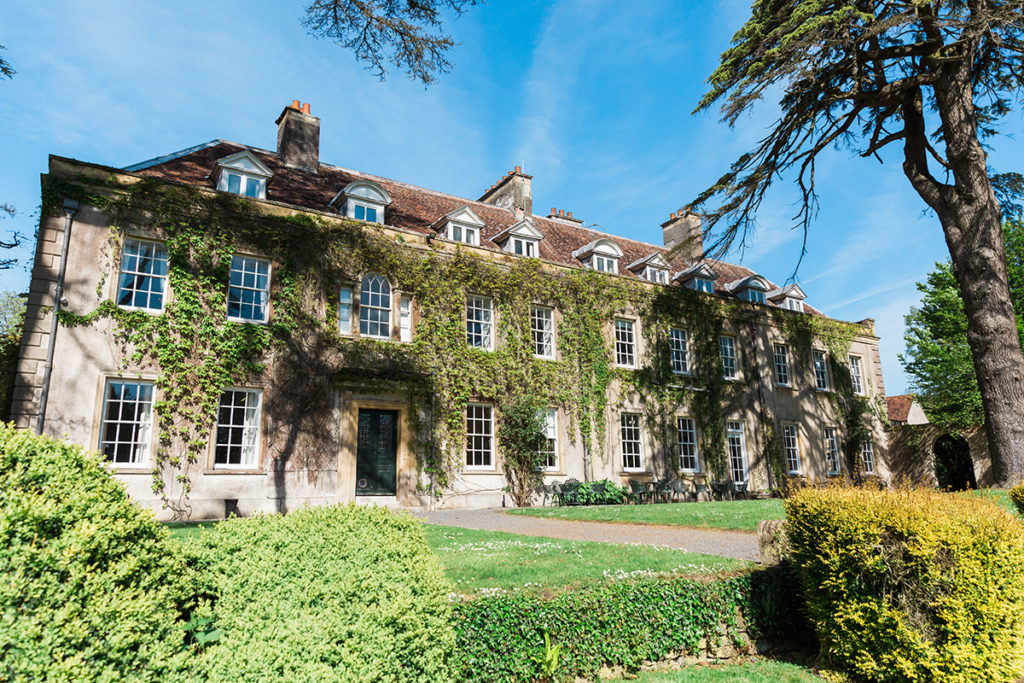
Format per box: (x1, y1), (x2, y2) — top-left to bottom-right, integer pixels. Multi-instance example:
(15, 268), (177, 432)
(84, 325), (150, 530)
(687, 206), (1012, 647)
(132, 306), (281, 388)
(0, 424), (195, 681)
(785, 486), (1024, 682)
(190, 504), (456, 682)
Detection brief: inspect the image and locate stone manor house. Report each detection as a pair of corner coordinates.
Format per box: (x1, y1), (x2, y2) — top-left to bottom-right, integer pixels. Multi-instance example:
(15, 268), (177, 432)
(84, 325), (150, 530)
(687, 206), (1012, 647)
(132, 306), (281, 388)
(13, 102), (889, 518)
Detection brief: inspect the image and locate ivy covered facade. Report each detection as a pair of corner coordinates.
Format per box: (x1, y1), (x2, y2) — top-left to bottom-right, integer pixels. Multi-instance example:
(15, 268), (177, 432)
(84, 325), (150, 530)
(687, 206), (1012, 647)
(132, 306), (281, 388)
(14, 103), (889, 519)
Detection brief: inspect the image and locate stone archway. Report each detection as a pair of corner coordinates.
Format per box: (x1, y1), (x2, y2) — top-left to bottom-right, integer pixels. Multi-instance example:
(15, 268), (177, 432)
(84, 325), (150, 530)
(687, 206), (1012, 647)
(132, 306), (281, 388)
(933, 434), (977, 491)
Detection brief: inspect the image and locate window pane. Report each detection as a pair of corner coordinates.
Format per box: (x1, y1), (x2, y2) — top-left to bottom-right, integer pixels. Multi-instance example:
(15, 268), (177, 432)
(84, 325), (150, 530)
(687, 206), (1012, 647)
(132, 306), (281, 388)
(677, 417), (698, 471)
(117, 239), (168, 311)
(783, 424), (800, 473)
(359, 274), (391, 338)
(727, 421), (746, 483)
(813, 351), (830, 390)
(244, 177), (260, 197)
(466, 295), (493, 349)
(531, 306), (554, 358)
(720, 335), (737, 379)
(774, 343), (790, 386)
(366, 207), (377, 223)
(670, 328), (689, 374)
(227, 173), (241, 194)
(615, 320), (635, 367)
(214, 389), (262, 468)
(465, 404), (493, 467)
(99, 380), (155, 466)
(620, 413), (643, 471)
(538, 408), (557, 470)
(227, 255), (270, 322)
(824, 427), (840, 474)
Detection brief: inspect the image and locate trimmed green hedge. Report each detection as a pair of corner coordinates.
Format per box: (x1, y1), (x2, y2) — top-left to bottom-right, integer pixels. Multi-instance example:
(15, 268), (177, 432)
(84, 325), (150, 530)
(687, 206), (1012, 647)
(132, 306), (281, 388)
(786, 487), (1024, 682)
(0, 424), (195, 681)
(451, 567), (805, 682)
(189, 504), (456, 682)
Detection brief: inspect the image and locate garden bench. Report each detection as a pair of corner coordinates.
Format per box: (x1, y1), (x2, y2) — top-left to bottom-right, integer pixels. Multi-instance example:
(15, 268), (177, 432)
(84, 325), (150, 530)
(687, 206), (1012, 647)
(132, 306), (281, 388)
(711, 481), (735, 501)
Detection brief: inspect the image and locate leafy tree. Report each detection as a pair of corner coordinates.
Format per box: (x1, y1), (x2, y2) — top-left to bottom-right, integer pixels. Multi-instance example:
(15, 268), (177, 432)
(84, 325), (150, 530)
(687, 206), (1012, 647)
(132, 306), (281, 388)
(902, 222), (1024, 431)
(302, 0), (479, 84)
(0, 291), (24, 420)
(692, 0), (1024, 484)
(497, 395), (547, 508)
(0, 44), (13, 80)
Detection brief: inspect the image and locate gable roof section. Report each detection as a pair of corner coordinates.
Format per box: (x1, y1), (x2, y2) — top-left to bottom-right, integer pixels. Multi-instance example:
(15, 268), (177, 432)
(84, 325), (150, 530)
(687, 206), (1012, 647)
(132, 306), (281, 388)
(129, 139), (833, 319)
(886, 394), (914, 423)
(215, 150), (274, 178)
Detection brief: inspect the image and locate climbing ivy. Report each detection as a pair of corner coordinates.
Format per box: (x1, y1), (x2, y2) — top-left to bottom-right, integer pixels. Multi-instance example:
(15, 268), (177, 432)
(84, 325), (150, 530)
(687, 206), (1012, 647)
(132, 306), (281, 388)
(44, 173), (870, 514)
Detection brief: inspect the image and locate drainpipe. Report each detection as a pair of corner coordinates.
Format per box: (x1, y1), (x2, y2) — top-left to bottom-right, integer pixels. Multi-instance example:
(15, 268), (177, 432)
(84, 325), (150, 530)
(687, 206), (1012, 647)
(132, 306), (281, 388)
(36, 198), (80, 435)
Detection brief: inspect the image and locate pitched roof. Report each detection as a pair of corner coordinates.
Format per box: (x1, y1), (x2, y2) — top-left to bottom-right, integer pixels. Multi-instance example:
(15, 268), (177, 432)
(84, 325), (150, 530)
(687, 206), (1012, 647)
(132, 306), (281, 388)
(131, 140), (831, 317)
(887, 394), (914, 423)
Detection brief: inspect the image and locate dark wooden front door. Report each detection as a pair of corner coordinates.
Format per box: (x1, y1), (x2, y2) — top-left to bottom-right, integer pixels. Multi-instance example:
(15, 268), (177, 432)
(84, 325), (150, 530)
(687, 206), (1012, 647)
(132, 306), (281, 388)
(356, 409), (398, 496)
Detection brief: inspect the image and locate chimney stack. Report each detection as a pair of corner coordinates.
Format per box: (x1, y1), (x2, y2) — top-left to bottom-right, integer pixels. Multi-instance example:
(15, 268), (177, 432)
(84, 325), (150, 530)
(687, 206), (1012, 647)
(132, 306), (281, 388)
(276, 101), (320, 173)
(661, 211), (704, 262)
(478, 167), (533, 219)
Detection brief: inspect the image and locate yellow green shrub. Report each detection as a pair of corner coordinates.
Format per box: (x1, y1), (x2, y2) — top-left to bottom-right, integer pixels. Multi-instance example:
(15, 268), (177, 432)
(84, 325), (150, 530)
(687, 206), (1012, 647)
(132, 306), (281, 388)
(1008, 483), (1024, 516)
(785, 486), (1024, 682)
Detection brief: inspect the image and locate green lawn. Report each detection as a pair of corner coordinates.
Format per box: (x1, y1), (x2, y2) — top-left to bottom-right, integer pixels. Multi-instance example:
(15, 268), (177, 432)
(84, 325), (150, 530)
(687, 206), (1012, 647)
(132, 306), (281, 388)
(966, 487), (1015, 513)
(632, 659), (820, 682)
(166, 520), (745, 593)
(508, 499), (785, 532)
(423, 524), (746, 593)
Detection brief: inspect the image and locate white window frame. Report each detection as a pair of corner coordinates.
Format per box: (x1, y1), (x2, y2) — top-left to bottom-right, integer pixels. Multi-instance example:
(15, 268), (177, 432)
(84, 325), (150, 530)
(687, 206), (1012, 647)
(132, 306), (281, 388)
(743, 289), (766, 304)
(782, 423), (801, 474)
(813, 350), (830, 391)
(350, 201), (381, 224)
(720, 335), (738, 380)
(670, 328), (690, 375)
(399, 294), (413, 343)
(849, 355), (865, 395)
(677, 416), (699, 473)
(614, 319), (636, 368)
(592, 255), (618, 273)
(465, 403), (494, 470)
(824, 427), (840, 475)
(99, 379), (155, 467)
(448, 222), (479, 246)
(339, 285), (354, 335)
(214, 388), (262, 470)
(509, 236), (538, 257)
(620, 413), (644, 472)
(220, 170), (266, 199)
(227, 255), (271, 324)
(538, 408), (558, 471)
(861, 438), (875, 475)
(359, 273), (392, 339)
(466, 295), (494, 350)
(783, 297), (804, 312)
(693, 278), (714, 294)
(117, 238), (168, 312)
(644, 266), (669, 284)
(774, 343), (791, 387)
(726, 420), (748, 483)
(530, 305), (555, 359)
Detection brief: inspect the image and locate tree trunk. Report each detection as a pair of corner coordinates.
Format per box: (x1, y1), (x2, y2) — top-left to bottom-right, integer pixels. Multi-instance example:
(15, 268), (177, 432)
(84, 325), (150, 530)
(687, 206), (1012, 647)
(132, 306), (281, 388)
(902, 61), (1024, 486)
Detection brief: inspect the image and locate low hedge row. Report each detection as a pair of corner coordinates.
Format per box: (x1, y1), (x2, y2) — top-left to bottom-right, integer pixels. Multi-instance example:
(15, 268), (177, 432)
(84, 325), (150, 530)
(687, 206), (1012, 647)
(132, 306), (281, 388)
(450, 566), (806, 682)
(786, 486), (1024, 682)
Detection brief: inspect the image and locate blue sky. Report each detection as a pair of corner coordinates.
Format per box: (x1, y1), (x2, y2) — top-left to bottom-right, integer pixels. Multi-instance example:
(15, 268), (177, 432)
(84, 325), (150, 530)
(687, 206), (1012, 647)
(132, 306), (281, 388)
(4, 0), (1023, 395)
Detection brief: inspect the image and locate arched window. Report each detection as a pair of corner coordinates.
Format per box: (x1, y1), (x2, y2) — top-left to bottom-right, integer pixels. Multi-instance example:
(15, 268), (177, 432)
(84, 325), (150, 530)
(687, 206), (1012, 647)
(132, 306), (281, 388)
(360, 274), (391, 338)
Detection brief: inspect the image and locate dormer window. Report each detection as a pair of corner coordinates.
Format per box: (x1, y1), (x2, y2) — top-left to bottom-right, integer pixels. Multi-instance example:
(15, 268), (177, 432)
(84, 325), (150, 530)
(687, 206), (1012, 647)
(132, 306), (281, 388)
(675, 262), (719, 294)
(742, 289), (767, 304)
(725, 275), (771, 305)
(494, 218), (543, 258)
(573, 238), (623, 275)
(768, 284), (807, 313)
(693, 278), (714, 293)
(214, 151), (273, 200)
(439, 206), (487, 247)
(628, 252), (671, 284)
(644, 267), (669, 284)
(593, 255), (617, 273)
(331, 180), (392, 225)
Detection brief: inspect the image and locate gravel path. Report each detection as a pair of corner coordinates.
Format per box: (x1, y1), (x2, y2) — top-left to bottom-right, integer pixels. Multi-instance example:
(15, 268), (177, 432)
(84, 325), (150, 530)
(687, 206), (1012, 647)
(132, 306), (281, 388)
(412, 508), (760, 562)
